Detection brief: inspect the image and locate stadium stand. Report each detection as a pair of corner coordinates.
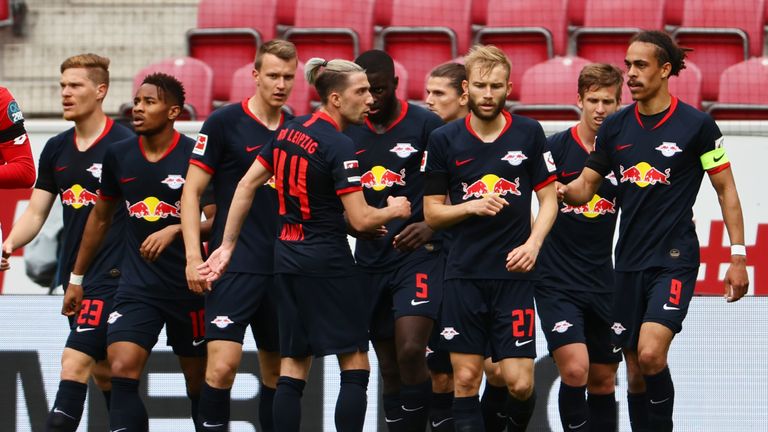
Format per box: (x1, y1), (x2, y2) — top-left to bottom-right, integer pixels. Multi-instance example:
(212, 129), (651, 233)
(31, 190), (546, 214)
(187, 0), (278, 102)
(707, 56), (768, 119)
(228, 60), (312, 116)
(131, 56), (214, 120)
(672, 0), (765, 101)
(473, 0), (568, 100)
(379, 0), (472, 100)
(570, 0), (666, 69)
(282, 0), (376, 63)
(509, 56), (590, 120)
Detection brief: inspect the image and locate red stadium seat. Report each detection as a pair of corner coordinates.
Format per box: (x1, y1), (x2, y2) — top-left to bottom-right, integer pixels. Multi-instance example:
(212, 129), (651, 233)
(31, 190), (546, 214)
(621, 60), (702, 109)
(707, 57), (768, 119)
(509, 56), (592, 120)
(374, 0), (393, 27)
(665, 0), (685, 27)
(474, 0), (568, 100)
(187, 0), (278, 101)
(133, 57), (214, 120)
(380, 0), (472, 100)
(229, 61), (312, 116)
(570, 0), (666, 69)
(471, 0), (488, 27)
(672, 0), (765, 101)
(283, 0), (376, 63)
(276, 0), (297, 28)
(0, 0), (11, 26)
(567, 0), (586, 27)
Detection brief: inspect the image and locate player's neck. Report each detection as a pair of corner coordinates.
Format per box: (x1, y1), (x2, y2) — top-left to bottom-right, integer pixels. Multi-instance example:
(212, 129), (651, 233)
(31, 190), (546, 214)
(73, 109), (107, 151)
(319, 107), (346, 131)
(469, 111), (507, 142)
(371, 99), (401, 133)
(576, 121), (596, 152)
(141, 125), (176, 160)
(637, 90), (672, 116)
(247, 95), (282, 130)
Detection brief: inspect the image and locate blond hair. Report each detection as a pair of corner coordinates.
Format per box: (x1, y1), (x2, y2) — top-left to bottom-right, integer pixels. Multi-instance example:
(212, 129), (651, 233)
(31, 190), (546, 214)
(60, 53), (110, 86)
(304, 58), (364, 104)
(464, 45), (511, 81)
(254, 39), (298, 70)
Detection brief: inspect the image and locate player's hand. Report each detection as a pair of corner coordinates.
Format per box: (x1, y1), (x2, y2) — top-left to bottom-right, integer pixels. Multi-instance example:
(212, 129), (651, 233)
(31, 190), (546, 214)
(465, 194), (508, 217)
(140, 225), (180, 262)
(61, 283), (84, 316)
(723, 256), (749, 302)
(506, 241), (539, 273)
(393, 222), (434, 252)
(387, 195), (411, 219)
(1, 240), (14, 271)
(186, 257), (211, 294)
(348, 224), (388, 240)
(198, 246), (232, 282)
(555, 181), (566, 203)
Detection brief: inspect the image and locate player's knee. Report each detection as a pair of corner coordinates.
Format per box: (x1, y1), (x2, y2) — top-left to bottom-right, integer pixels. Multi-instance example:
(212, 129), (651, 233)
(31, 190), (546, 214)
(60, 356), (92, 382)
(637, 349), (666, 375)
(484, 364), (505, 387)
(206, 360), (238, 387)
(396, 339), (427, 369)
(453, 367), (482, 394)
(431, 372), (454, 393)
(109, 357), (140, 379)
(507, 378), (534, 400)
(558, 362), (589, 387)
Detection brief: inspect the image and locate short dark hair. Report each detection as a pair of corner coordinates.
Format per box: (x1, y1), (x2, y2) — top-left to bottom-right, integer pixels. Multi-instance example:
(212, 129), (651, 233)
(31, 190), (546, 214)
(630, 30), (691, 76)
(141, 72), (186, 108)
(578, 63), (624, 101)
(354, 49), (395, 78)
(429, 62), (466, 96)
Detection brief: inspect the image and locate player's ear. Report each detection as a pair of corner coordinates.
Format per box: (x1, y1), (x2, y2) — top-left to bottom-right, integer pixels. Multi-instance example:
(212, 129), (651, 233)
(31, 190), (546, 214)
(506, 81), (513, 98)
(577, 93), (584, 110)
(329, 91), (342, 109)
(167, 104), (182, 121)
(462, 79), (468, 94)
(459, 91), (468, 107)
(252, 68), (260, 85)
(96, 83), (108, 102)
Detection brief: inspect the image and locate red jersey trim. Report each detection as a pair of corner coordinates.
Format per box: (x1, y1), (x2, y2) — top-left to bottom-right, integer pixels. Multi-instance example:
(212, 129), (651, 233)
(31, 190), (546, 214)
(634, 96), (678, 130)
(303, 111), (340, 131)
(465, 110), (513, 142)
(73, 117), (115, 152)
(365, 100), (409, 133)
(570, 125), (591, 154)
(139, 130), (181, 162)
(534, 174), (557, 192)
(189, 158), (214, 174)
(256, 155), (274, 173)
(97, 191), (117, 201)
(336, 185), (362, 196)
(241, 99), (284, 127)
(707, 161), (731, 176)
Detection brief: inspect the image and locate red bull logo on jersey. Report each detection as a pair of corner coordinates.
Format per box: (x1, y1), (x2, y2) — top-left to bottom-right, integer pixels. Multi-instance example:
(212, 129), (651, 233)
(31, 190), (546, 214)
(611, 322), (626, 335)
(265, 175), (276, 189)
(655, 142), (682, 157)
(61, 184), (99, 209)
(606, 171), (618, 186)
(501, 151), (527, 166)
(620, 162), (671, 187)
(552, 320), (573, 334)
(561, 195), (616, 218)
(390, 143), (418, 158)
(161, 174), (185, 190)
(86, 163), (102, 179)
(461, 174), (520, 200)
(125, 197), (180, 221)
(360, 166), (406, 191)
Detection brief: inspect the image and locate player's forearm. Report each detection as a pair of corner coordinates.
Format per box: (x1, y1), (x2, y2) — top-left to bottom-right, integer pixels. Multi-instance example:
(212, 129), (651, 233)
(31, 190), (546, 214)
(180, 189), (204, 261)
(72, 206), (113, 275)
(0, 155), (36, 188)
(5, 190), (56, 250)
(718, 183), (746, 247)
(562, 177), (595, 206)
(529, 186), (559, 249)
(423, 198), (468, 230)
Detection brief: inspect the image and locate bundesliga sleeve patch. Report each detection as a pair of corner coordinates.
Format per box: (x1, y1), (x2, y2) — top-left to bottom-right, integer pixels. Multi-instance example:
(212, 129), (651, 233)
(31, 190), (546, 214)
(192, 133), (208, 156)
(700, 147), (729, 171)
(420, 151), (428, 172)
(543, 151), (557, 173)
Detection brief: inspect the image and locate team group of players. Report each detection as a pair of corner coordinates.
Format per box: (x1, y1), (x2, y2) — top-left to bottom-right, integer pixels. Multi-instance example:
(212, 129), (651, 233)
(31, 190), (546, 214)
(0, 28), (749, 432)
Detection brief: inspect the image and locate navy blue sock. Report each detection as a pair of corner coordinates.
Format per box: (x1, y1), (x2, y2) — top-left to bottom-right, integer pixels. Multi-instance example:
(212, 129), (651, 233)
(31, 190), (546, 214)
(506, 390), (535, 432)
(259, 384), (276, 432)
(101, 390), (111, 411)
(273, 376), (305, 432)
(558, 383), (588, 431)
(335, 369), (369, 432)
(453, 395), (483, 432)
(627, 392), (650, 432)
(383, 392), (405, 431)
(588, 392), (617, 432)
(198, 382), (230, 431)
(401, 378), (431, 431)
(188, 390), (201, 431)
(46, 380), (87, 432)
(429, 392), (454, 431)
(110, 377), (148, 432)
(480, 384), (508, 432)
(644, 367), (674, 432)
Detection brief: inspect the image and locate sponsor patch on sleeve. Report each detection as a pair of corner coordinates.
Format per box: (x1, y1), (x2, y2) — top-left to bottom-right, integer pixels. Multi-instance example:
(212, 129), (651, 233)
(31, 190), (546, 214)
(7, 100), (24, 124)
(543, 151), (557, 173)
(192, 133), (208, 156)
(700, 147), (729, 171)
(420, 151), (428, 172)
(343, 160), (359, 169)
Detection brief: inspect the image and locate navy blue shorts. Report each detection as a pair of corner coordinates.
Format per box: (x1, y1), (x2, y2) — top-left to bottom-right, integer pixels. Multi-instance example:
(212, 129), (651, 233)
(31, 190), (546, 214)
(366, 251), (444, 341)
(205, 272), (279, 351)
(536, 286), (622, 364)
(107, 291), (206, 357)
(612, 267), (697, 350)
(440, 279), (536, 361)
(65, 287), (115, 362)
(276, 273), (369, 358)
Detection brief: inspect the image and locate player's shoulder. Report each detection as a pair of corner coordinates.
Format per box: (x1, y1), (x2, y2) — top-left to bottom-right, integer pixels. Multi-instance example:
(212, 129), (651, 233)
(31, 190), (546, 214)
(674, 98), (712, 124)
(406, 102), (441, 122)
(431, 117), (463, 138)
(205, 101), (245, 125)
(108, 121), (136, 141)
(178, 131), (197, 149)
(509, 113), (544, 132)
(546, 128), (572, 151)
(0, 86), (12, 106)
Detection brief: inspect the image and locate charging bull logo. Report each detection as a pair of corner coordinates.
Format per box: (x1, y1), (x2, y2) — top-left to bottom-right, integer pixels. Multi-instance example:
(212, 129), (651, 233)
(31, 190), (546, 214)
(161, 174), (185, 190)
(620, 162), (671, 187)
(561, 195), (616, 218)
(61, 184), (99, 209)
(462, 174), (520, 200)
(86, 163), (102, 179)
(360, 166), (406, 191)
(125, 197), (180, 221)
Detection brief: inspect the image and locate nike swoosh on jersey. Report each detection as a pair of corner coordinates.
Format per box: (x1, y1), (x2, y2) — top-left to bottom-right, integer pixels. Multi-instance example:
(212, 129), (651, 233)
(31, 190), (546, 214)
(355, 149), (366, 155)
(76, 326), (96, 333)
(246, 145), (262, 153)
(55, 166), (68, 172)
(560, 170), (580, 177)
(119, 177), (137, 183)
(455, 158), (474, 166)
(616, 144), (633, 151)
(714, 154), (725, 162)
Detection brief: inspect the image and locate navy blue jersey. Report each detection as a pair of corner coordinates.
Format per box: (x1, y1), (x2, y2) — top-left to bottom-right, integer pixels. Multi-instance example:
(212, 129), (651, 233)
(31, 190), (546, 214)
(595, 97), (728, 271)
(344, 102), (444, 270)
(35, 118), (134, 289)
(424, 112), (557, 280)
(538, 126), (618, 293)
(258, 111), (363, 276)
(99, 131), (199, 300)
(190, 100), (291, 274)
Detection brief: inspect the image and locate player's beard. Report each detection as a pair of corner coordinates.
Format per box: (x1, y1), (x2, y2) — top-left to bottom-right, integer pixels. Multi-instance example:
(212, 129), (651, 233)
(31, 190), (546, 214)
(468, 96), (504, 121)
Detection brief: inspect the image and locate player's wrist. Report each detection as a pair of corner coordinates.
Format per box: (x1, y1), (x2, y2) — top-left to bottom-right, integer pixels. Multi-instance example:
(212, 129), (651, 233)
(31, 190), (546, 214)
(730, 244), (747, 257)
(69, 273), (84, 285)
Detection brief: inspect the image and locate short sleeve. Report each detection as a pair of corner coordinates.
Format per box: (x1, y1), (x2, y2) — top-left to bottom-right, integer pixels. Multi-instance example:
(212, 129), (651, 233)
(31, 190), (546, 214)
(189, 116), (223, 174)
(256, 134), (277, 172)
(99, 146), (122, 200)
(34, 139), (59, 194)
(527, 122), (557, 191)
(327, 135), (362, 196)
(424, 128), (449, 176)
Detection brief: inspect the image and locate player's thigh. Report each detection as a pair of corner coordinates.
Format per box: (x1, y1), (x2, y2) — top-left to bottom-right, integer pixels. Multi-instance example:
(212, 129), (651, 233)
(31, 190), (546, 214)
(535, 285), (586, 354)
(205, 272), (270, 345)
(106, 294), (165, 356)
(491, 280), (537, 361)
(643, 267), (697, 335)
(65, 288), (115, 363)
(439, 279), (489, 356)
